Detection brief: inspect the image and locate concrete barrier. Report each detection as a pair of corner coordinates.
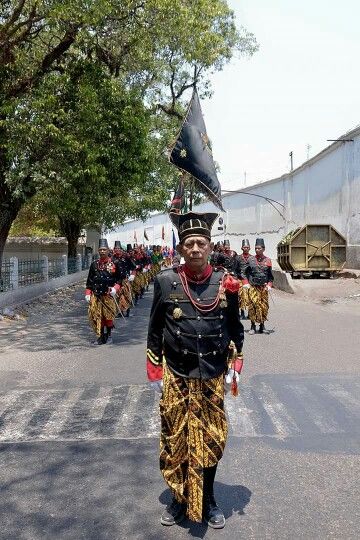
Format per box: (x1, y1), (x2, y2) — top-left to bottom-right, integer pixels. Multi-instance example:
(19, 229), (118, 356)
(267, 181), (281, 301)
(272, 269), (295, 294)
(0, 270), (88, 309)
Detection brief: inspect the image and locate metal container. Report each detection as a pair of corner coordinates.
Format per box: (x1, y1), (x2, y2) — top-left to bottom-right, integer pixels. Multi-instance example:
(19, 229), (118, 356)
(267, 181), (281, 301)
(277, 224), (347, 276)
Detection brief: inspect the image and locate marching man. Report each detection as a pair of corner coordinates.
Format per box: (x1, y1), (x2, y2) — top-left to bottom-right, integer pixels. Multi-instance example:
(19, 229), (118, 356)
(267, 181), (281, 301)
(85, 239), (126, 344)
(147, 211), (244, 528)
(241, 238), (273, 334)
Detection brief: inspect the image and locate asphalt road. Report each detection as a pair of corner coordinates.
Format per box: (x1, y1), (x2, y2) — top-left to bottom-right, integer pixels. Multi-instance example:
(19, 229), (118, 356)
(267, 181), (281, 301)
(0, 281), (359, 540)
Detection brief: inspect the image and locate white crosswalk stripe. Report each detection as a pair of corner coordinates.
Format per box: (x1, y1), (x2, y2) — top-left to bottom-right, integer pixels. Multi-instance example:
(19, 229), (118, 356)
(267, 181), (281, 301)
(0, 378), (359, 442)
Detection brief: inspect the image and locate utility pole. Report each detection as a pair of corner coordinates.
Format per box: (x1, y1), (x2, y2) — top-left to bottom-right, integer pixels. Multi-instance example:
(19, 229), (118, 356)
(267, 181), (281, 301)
(244, 171), (247, 187)
(306, 144), (311, 160)
(289, 151), (293, 171)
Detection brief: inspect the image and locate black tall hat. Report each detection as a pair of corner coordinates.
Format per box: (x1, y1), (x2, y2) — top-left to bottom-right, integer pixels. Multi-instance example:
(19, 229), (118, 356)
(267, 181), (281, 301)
(255, 238), (265, 248)
(98, 238), (109, 249)
(126, 243), (132, 252)
(114, 241), (121, 249)
(169, 88), (224, 211)
(223, 239), (230, 247)
(170, 211), (218, 243)
(242, 239), (250, 248)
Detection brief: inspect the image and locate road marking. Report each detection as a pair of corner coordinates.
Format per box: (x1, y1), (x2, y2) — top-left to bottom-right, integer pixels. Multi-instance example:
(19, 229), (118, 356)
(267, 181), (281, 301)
(115, 385), (144, 437)
(321, 383), (360, 417)
(257, 382), (301, 437)
(0, 392), (48, 440)
(287, 383), (342, 434)
(43, 389), (84, 439)
(0, 378), (359, 442)
(226, 394), (257, 437)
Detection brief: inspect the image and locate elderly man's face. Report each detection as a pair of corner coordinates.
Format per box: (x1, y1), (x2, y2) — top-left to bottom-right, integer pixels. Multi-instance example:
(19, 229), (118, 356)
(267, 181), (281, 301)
(178, 235), (212, 271)
(98, 247), (108, 258)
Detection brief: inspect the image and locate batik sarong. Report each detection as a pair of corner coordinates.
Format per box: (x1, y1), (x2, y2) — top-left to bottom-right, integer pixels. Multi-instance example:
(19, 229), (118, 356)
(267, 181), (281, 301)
(248, 285), (269, 323)
(238, 284), (249, 310)
(159, 364), (228, 522)
(88, 295), (117, 336)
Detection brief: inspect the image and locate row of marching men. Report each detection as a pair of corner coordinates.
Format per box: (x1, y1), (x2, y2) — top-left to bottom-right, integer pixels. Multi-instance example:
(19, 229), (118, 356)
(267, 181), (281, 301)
(210, 237), (274, 334)
(84, 239), (163, 345)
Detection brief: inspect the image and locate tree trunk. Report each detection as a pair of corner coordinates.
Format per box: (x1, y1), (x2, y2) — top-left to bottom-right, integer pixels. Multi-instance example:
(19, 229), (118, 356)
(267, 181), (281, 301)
(0, 181), (22, 273)
(0, 200), (21, 281)
(58, 217), (82, 258)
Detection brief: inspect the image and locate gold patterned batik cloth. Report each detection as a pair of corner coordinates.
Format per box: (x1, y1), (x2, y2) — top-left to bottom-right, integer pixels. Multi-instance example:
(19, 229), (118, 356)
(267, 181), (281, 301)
(248, 285), (269, 323)
(88, 295), (117, 336)
(131, 274), (142, 295)
(118, 279), (132, 312)
(238, 284), (250, 310)
(159, 364), (228, 523)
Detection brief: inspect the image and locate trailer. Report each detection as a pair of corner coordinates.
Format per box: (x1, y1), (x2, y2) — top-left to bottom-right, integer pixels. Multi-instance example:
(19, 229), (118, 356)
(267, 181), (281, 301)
(277, 224), (347, 278)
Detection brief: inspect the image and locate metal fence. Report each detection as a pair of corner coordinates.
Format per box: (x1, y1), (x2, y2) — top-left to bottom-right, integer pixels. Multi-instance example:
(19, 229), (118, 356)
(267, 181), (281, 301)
(0, 254), (93, 293)
(18, 258), (43, 287)
(0, 259), (13, 293)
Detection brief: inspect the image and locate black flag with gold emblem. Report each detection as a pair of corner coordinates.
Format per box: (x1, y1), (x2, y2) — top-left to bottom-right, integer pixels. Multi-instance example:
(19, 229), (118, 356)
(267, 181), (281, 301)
(169, 175), (185, 213)
(169, 88), (224, 211)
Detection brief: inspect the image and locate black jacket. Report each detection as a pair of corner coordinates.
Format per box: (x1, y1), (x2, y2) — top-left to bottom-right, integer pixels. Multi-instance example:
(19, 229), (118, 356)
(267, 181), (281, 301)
(147, 267), (244, 380)
(86, 258), (126, 297)
(241, 255), (274, 287)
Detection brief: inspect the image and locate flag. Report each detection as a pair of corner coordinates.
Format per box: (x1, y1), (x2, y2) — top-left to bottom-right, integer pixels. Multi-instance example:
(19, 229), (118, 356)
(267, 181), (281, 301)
(134, 230), (137, 243)
(161, 225), (165, 240)
(170, 175), (185, 213)
(144, 229), (149, 241)
(169, 87), (224, 211)
(172, 229), (177, 251)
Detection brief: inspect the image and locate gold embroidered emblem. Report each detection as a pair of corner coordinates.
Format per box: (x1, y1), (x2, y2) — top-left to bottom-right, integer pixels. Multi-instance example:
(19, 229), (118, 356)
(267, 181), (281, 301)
(180, 148), (187, 158)
(173, 307), (183, 319)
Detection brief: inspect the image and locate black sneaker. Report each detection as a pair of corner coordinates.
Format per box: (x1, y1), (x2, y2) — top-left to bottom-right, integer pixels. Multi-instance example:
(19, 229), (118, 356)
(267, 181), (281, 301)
(203, 500), (225, 529)
(160, 499), (186, 526)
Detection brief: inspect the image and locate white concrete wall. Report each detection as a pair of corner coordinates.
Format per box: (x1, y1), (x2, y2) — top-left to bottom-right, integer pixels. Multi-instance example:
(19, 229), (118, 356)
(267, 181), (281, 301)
(106, 125), (360, 268)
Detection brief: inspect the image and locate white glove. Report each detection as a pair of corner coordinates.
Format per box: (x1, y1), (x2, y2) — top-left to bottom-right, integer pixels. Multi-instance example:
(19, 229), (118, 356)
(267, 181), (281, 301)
(266, 284), (272, 291)
(85, 294), (91, 303)
(109, 287), (117, 297)
(224, 369), (239, 393)
(150, 380), (163, 393)
(242, 283), (250, 289)
(128, 274), (135, 282)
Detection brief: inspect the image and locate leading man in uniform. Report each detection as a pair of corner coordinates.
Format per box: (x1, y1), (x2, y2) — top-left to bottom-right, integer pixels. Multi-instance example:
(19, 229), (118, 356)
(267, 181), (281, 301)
(146, 211), (244, 528)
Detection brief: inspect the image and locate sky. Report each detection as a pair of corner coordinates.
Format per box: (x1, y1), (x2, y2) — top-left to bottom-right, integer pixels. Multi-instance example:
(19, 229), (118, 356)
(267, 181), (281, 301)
(200, 0), (360, 191)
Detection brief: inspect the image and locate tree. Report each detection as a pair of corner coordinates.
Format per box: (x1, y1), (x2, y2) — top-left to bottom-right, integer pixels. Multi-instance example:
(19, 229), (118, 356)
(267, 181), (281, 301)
(1, 0), (258, 264)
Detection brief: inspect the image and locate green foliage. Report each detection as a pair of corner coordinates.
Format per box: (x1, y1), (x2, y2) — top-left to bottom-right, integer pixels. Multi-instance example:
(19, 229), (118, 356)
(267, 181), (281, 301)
(0, 0), (258, 257)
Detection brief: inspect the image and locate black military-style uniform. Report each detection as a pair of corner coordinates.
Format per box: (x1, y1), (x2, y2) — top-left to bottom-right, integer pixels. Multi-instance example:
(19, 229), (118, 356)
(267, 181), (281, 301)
(147, 267), (244, 380)
(86, 258), (126, 296)
(242, 255), (274, 287)
(210, 251), (240, 276)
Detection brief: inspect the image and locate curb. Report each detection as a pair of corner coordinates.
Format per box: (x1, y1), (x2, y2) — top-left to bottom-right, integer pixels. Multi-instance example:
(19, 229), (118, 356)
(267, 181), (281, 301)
(0, 270), (88, 309)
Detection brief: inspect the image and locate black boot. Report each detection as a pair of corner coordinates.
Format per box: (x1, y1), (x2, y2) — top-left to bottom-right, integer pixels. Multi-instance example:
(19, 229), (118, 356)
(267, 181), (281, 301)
(240, 309), (245, 320)
(203, 465), (225, 529)
(93, 329), (105, 345)
(160, 498), (186, 526)
(125, 308), (130, 317)
(248, 321), (256, 335)
(259, 323), (269, 334)
(105, 326), (113, 344)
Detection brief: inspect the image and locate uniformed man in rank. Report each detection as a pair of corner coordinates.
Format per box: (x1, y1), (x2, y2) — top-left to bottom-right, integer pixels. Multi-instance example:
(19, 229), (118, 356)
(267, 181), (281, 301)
(85, 239), (126, 344)
(147, 212), (244, 529)
(238, 239), (252, 319)
(241, 238), (274, 334)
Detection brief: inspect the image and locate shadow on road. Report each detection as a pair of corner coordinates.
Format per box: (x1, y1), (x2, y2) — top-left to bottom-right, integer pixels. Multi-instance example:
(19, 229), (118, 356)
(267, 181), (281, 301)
(158, 482), (252, 538)
(0, 286), (153, 354)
